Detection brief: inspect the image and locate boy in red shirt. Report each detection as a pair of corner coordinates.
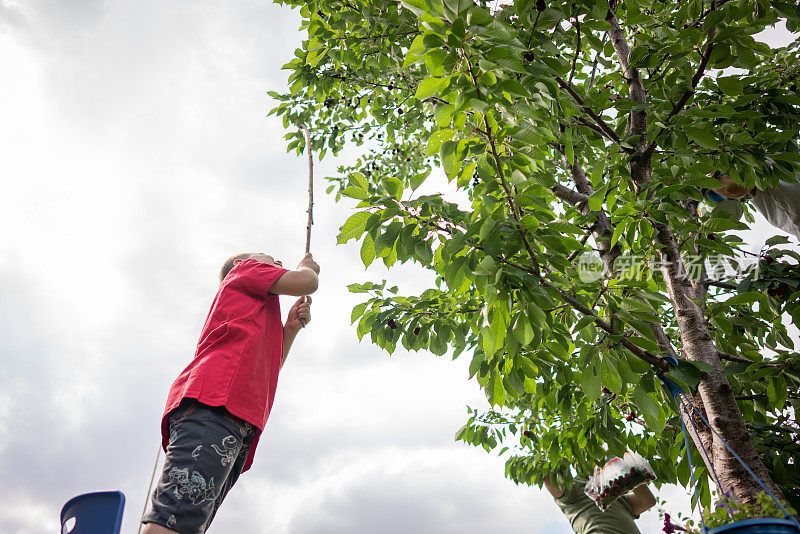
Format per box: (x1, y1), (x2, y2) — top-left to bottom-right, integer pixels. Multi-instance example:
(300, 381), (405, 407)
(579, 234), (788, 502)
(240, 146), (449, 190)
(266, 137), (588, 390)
(142, 252), (320, 534)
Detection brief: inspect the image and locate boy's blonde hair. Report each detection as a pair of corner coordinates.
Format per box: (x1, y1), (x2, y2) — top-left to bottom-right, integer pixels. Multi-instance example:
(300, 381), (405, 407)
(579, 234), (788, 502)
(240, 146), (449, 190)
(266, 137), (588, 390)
(220, 253), (251, 282)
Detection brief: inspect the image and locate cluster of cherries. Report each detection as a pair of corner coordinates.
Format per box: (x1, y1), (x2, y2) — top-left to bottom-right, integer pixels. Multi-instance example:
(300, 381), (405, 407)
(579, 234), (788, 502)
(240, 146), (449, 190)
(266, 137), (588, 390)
(386, 319), (421, 335)
(592, 468), (656, 508)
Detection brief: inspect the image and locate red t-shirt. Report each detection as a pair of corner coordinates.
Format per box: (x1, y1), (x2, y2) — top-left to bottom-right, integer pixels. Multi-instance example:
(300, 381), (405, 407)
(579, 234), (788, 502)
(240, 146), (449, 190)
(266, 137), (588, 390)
(161, 259), (289, 472)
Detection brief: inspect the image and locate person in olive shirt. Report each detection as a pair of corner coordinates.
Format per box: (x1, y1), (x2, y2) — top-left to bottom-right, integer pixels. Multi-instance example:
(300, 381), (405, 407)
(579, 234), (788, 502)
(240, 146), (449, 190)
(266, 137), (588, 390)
(544, 474), (657, 534)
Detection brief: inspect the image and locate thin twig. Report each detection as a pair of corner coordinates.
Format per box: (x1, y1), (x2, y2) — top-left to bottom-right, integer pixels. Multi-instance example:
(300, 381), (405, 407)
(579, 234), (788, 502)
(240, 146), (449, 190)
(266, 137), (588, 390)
(555, 76), (622, 145)
(718, 351), (783, 368)
(568, 17), (581, 86)
(588, 34), (608, 90)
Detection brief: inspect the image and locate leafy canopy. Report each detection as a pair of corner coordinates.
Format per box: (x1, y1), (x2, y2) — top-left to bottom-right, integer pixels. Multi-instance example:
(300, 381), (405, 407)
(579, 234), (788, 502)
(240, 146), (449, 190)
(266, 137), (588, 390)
(271, 0), (800, 509)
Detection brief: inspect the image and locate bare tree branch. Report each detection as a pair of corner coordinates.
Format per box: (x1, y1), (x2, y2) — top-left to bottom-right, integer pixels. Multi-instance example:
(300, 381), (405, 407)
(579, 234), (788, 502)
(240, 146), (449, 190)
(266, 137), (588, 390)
(605, 5), (647, 140)
(551, 183), (588, 205)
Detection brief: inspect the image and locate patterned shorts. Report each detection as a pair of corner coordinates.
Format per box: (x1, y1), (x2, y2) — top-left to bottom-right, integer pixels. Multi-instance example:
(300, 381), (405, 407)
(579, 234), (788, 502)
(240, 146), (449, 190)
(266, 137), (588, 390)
(142, 400), (255, 534)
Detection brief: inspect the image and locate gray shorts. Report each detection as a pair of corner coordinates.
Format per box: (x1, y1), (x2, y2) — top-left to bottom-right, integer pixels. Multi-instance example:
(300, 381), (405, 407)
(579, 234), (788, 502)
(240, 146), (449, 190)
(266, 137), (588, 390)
(142, 400), (255, 534)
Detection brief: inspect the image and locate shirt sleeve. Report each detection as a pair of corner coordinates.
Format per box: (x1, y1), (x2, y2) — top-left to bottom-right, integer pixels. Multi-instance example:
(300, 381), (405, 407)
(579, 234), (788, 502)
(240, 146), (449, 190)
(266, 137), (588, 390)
(228, 259), (289, 298)
(555, 478), (584, 504)
(752, 180), (800, 241)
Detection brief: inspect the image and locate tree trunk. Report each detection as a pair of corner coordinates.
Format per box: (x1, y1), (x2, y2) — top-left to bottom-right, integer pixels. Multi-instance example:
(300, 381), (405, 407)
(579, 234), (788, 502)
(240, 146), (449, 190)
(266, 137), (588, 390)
(654, 223), (783, 503)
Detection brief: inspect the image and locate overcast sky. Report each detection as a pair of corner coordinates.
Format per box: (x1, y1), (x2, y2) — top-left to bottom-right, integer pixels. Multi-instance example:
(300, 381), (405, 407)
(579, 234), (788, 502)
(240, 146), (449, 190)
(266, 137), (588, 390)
(0, 2), (795, 534)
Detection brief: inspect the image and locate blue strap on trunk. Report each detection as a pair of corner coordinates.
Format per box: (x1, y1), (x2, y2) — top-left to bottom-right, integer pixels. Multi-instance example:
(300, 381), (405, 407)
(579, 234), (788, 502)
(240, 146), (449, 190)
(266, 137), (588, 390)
(656, 357), (798, 533)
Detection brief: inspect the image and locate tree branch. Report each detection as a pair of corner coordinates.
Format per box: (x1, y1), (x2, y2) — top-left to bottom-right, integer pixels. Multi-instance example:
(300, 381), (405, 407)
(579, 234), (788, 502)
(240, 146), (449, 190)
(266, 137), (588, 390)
(464, 52), (542, 278)
(575, 116), (611, 139)
(644, 8), (718, 159)
(718, 351), (784, 368)
(549, 283), (668, 370)
(551, 183), (588, 205)
(555, 76), (622, 145)
(605, 6), (647, 142)
(568, 17), (581, 86)
(588, 34), (608, 90)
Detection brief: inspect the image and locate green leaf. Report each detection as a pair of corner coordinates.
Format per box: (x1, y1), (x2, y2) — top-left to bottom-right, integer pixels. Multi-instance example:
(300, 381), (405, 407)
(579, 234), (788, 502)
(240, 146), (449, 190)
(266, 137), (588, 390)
(515, 354), (538, 377)
(703, 218), (748, 232)
(469, 352), (484, 378)
(767, 374), (787, 410)
(434, 105), (455, 128)
(717, 75), (743, 96)
(564, 128), (574, 166)
(643, 407), (666, 434)
(443, 0), (472, 17)
(338, 211), (371, 244)
(765, 235), (790, 246)
(440, 140), (459, 178)
(341, 186), (368, 199)
(481, 319), (506, 356)
(351, 302), (367, 324)
(489, 371), (506, 406)
(403, 34), (427, 67)
(426, 128), (456, 156)
(350, 172), (369, 191)
(599, 355), (623, 394)
(572, 315), (596, 334)
(723, 292), (768, 307)
(513, 316), (534, 345)
(609, 219), (627, 249)
(475, 255), (497, 275)
(415, 76), (447, 100)
(400, 0), (433, 16)
(587, 188), (605, 211)
(479, 218), (496, 241)
(527, 304), (546, 330)
(360, 233), (376, 267)
(633, 385), (660, 420)
(581, 365), (601, 402)
(430, 330), (448, 355)
(425, 49), (447, 77)
(466, 5), (493, 25)
(684, 126), (719, 149)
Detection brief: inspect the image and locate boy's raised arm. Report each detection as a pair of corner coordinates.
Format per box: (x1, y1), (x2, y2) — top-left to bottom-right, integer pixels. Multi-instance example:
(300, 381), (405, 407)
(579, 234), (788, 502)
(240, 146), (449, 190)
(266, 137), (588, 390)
(270, 253), (320, 296)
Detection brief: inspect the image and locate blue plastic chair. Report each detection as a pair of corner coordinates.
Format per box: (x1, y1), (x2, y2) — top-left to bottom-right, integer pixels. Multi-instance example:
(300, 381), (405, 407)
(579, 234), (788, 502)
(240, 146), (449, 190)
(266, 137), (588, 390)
(60, 491), (125, 534)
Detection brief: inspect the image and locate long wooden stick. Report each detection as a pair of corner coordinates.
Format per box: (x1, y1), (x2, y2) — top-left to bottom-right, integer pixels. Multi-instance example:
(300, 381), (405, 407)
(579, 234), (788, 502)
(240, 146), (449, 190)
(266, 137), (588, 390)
(299, 124), (313, 254)
(298, 125), (313, 328)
